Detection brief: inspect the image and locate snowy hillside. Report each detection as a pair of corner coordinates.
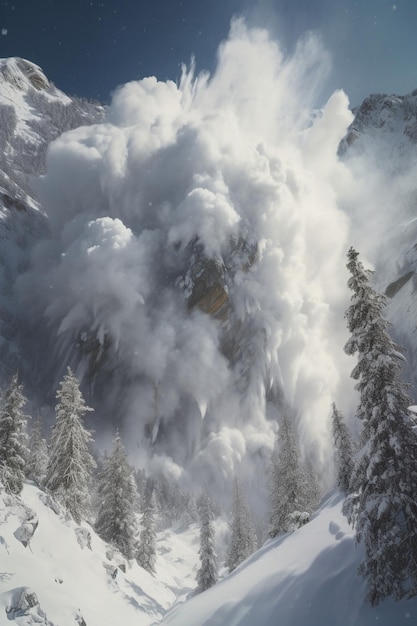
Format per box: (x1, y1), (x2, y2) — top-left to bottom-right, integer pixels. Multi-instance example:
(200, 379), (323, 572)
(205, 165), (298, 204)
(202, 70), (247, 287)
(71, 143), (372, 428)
(0, 481), (201, 626)
(0, 57), (104, 384)
(161, 491), (417, 626)
(3, 483), (417, 626)
(338, 88), (417, 390)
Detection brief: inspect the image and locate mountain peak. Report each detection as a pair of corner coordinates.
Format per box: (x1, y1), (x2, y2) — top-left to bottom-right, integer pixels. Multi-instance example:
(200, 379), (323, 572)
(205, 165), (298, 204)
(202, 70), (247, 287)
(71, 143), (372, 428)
(0, 57), (50, 92)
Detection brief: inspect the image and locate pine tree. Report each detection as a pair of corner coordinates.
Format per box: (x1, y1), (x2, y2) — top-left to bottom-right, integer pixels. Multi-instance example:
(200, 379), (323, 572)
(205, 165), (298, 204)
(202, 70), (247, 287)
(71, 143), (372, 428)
(268, 414), (310, 537)
(196, 493), (218, 593)
(0, 374), (29, 494)
(137, 478), (157, 573)
(331, 403), (354, 493)
(26, 414), (49, 487)
(343, 247), (417, 604)
(45, 367), (96, 524)
(226, 477), (257, 573)
(95, 432), (138, 559)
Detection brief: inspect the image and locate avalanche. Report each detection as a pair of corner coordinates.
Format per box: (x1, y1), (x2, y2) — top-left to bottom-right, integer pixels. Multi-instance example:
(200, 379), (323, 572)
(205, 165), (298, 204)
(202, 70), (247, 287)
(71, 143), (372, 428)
(14, 20), (355, 502)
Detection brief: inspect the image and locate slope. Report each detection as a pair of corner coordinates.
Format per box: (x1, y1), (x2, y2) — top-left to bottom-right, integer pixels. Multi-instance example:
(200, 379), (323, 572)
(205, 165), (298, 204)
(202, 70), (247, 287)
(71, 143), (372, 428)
(0, 481), (200, 626)
(160, 491), (417, 626)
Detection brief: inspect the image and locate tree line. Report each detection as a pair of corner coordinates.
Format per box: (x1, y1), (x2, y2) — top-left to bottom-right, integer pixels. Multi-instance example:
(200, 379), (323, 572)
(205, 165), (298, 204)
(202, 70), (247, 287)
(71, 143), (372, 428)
(1, 246), (417, 603)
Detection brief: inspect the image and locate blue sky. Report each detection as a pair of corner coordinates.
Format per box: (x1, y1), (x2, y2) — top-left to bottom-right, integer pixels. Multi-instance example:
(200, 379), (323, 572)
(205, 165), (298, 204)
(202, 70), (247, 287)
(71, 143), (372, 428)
(1, 0), (416, 107)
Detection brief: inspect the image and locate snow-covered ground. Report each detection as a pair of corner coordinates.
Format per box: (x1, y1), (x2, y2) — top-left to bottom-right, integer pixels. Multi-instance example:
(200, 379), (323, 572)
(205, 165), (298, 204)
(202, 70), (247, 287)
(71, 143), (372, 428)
(161, 491), (417, 626)
(0, 482), (198, 626)
(2, 484), (417, 626)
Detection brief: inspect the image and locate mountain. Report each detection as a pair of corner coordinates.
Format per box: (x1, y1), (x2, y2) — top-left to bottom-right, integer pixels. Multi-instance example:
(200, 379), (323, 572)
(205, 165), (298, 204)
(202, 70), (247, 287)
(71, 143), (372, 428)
(338, 89), (417, 389)
(1, 22), (417, 626)
(1, 40), (417, 507)
(0, 57), (104, 385)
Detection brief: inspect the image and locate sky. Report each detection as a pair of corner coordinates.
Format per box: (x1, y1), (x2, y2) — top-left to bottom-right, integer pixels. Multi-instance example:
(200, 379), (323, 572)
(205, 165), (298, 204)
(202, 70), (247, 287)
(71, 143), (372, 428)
(0, 0), (416, 108)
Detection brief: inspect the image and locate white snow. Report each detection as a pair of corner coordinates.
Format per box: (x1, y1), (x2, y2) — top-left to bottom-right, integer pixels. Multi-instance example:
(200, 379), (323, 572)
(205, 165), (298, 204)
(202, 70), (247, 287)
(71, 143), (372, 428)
(0, 482), (193, 625)
(2, 484), (417, 625)
(160, 491), (417, 626)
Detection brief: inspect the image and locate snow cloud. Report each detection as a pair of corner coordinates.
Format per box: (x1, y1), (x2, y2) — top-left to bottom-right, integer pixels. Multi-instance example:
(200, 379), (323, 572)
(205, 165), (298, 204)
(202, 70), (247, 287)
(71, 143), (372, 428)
(17, 18), (356, 502)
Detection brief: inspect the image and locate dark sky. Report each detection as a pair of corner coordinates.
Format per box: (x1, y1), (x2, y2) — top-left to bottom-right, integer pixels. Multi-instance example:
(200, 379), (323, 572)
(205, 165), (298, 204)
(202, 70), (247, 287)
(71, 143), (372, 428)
(1, 0), (417, 107)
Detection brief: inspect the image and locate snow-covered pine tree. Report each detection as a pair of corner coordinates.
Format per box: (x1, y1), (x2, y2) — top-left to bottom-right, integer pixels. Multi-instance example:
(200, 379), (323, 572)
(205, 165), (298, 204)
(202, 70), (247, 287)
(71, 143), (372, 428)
(305, 455), (322, 511)
(45, 367), (96, 524)
(226, 477), (257, 573)
(95, 432), (138, 559)
(0, 374), (29, 494)
(196, 493), (218, 593)
(343, 247), (417, 605)
(26, 414), (49, 487)
(331, 403), (354, 493)
(268, 414), (310, 537)
(137, 477), (157, 573)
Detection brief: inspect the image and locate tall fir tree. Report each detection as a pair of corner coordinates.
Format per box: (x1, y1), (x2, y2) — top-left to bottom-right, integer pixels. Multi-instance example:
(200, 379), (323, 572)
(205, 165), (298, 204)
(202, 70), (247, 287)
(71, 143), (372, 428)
(268, 414), (310, 537)
(343, 247), (417, 604)
(196, 493), (218, 593)
(95, 432), (138, 559)
(45, 367), (96, 524)
(26, 414), (49, 487)
(226, 477), (257, 573)
(331, 403), (354, 493)
(0, 374), (29, 494)
(137, 477), (157, 574)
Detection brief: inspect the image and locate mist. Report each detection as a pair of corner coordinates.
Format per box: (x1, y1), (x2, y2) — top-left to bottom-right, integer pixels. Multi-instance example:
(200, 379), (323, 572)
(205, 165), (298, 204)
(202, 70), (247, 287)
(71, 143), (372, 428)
(17, 19), (364, 502)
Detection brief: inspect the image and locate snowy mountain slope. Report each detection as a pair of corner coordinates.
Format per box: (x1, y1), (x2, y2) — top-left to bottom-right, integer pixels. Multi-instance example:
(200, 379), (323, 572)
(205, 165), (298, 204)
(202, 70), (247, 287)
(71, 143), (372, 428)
(2, 483), (417, 626)
(160, 491), (417, 626)
(0, 481), (203, 626)
(338, 89), (417, 390)
(0, 57), (104, 384)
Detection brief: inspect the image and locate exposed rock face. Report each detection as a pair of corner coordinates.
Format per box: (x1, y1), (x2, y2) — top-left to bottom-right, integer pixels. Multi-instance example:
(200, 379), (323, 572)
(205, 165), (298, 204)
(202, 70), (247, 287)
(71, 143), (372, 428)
(339, 90), (417, 154)
(186, 257), (230, 319)
(0, 57), (50, 91)
(385, 271), (414, 298)
(181, 237), (257, 323)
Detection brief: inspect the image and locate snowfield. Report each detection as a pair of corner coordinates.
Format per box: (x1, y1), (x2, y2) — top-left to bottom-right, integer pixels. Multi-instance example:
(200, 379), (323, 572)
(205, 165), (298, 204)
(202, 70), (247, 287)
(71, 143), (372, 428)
(161, 491), (417, 626)
(2, 484), (417, 625)
(0, 482), (193, 626)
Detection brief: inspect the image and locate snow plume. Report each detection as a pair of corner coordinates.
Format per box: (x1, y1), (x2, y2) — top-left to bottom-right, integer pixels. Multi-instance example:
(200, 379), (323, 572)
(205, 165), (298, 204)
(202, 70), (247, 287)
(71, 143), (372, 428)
(17, 19), (354, 502)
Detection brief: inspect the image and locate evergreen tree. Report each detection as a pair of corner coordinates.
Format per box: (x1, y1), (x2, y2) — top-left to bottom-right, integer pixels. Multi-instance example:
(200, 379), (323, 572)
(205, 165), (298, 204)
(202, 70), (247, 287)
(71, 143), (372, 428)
(268, 414), (310, 537)
(0, 374), (29, 494)
(95, 432), (138, 559)
(331, 403), (354, 493)
(26, 414), (49, 487)
(343, 247), (417, 604)
(226, 477), (257, 573)
(196, 493), (218, 593)
(45, 367), (96, 524)
(137, 477), (157, 573)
